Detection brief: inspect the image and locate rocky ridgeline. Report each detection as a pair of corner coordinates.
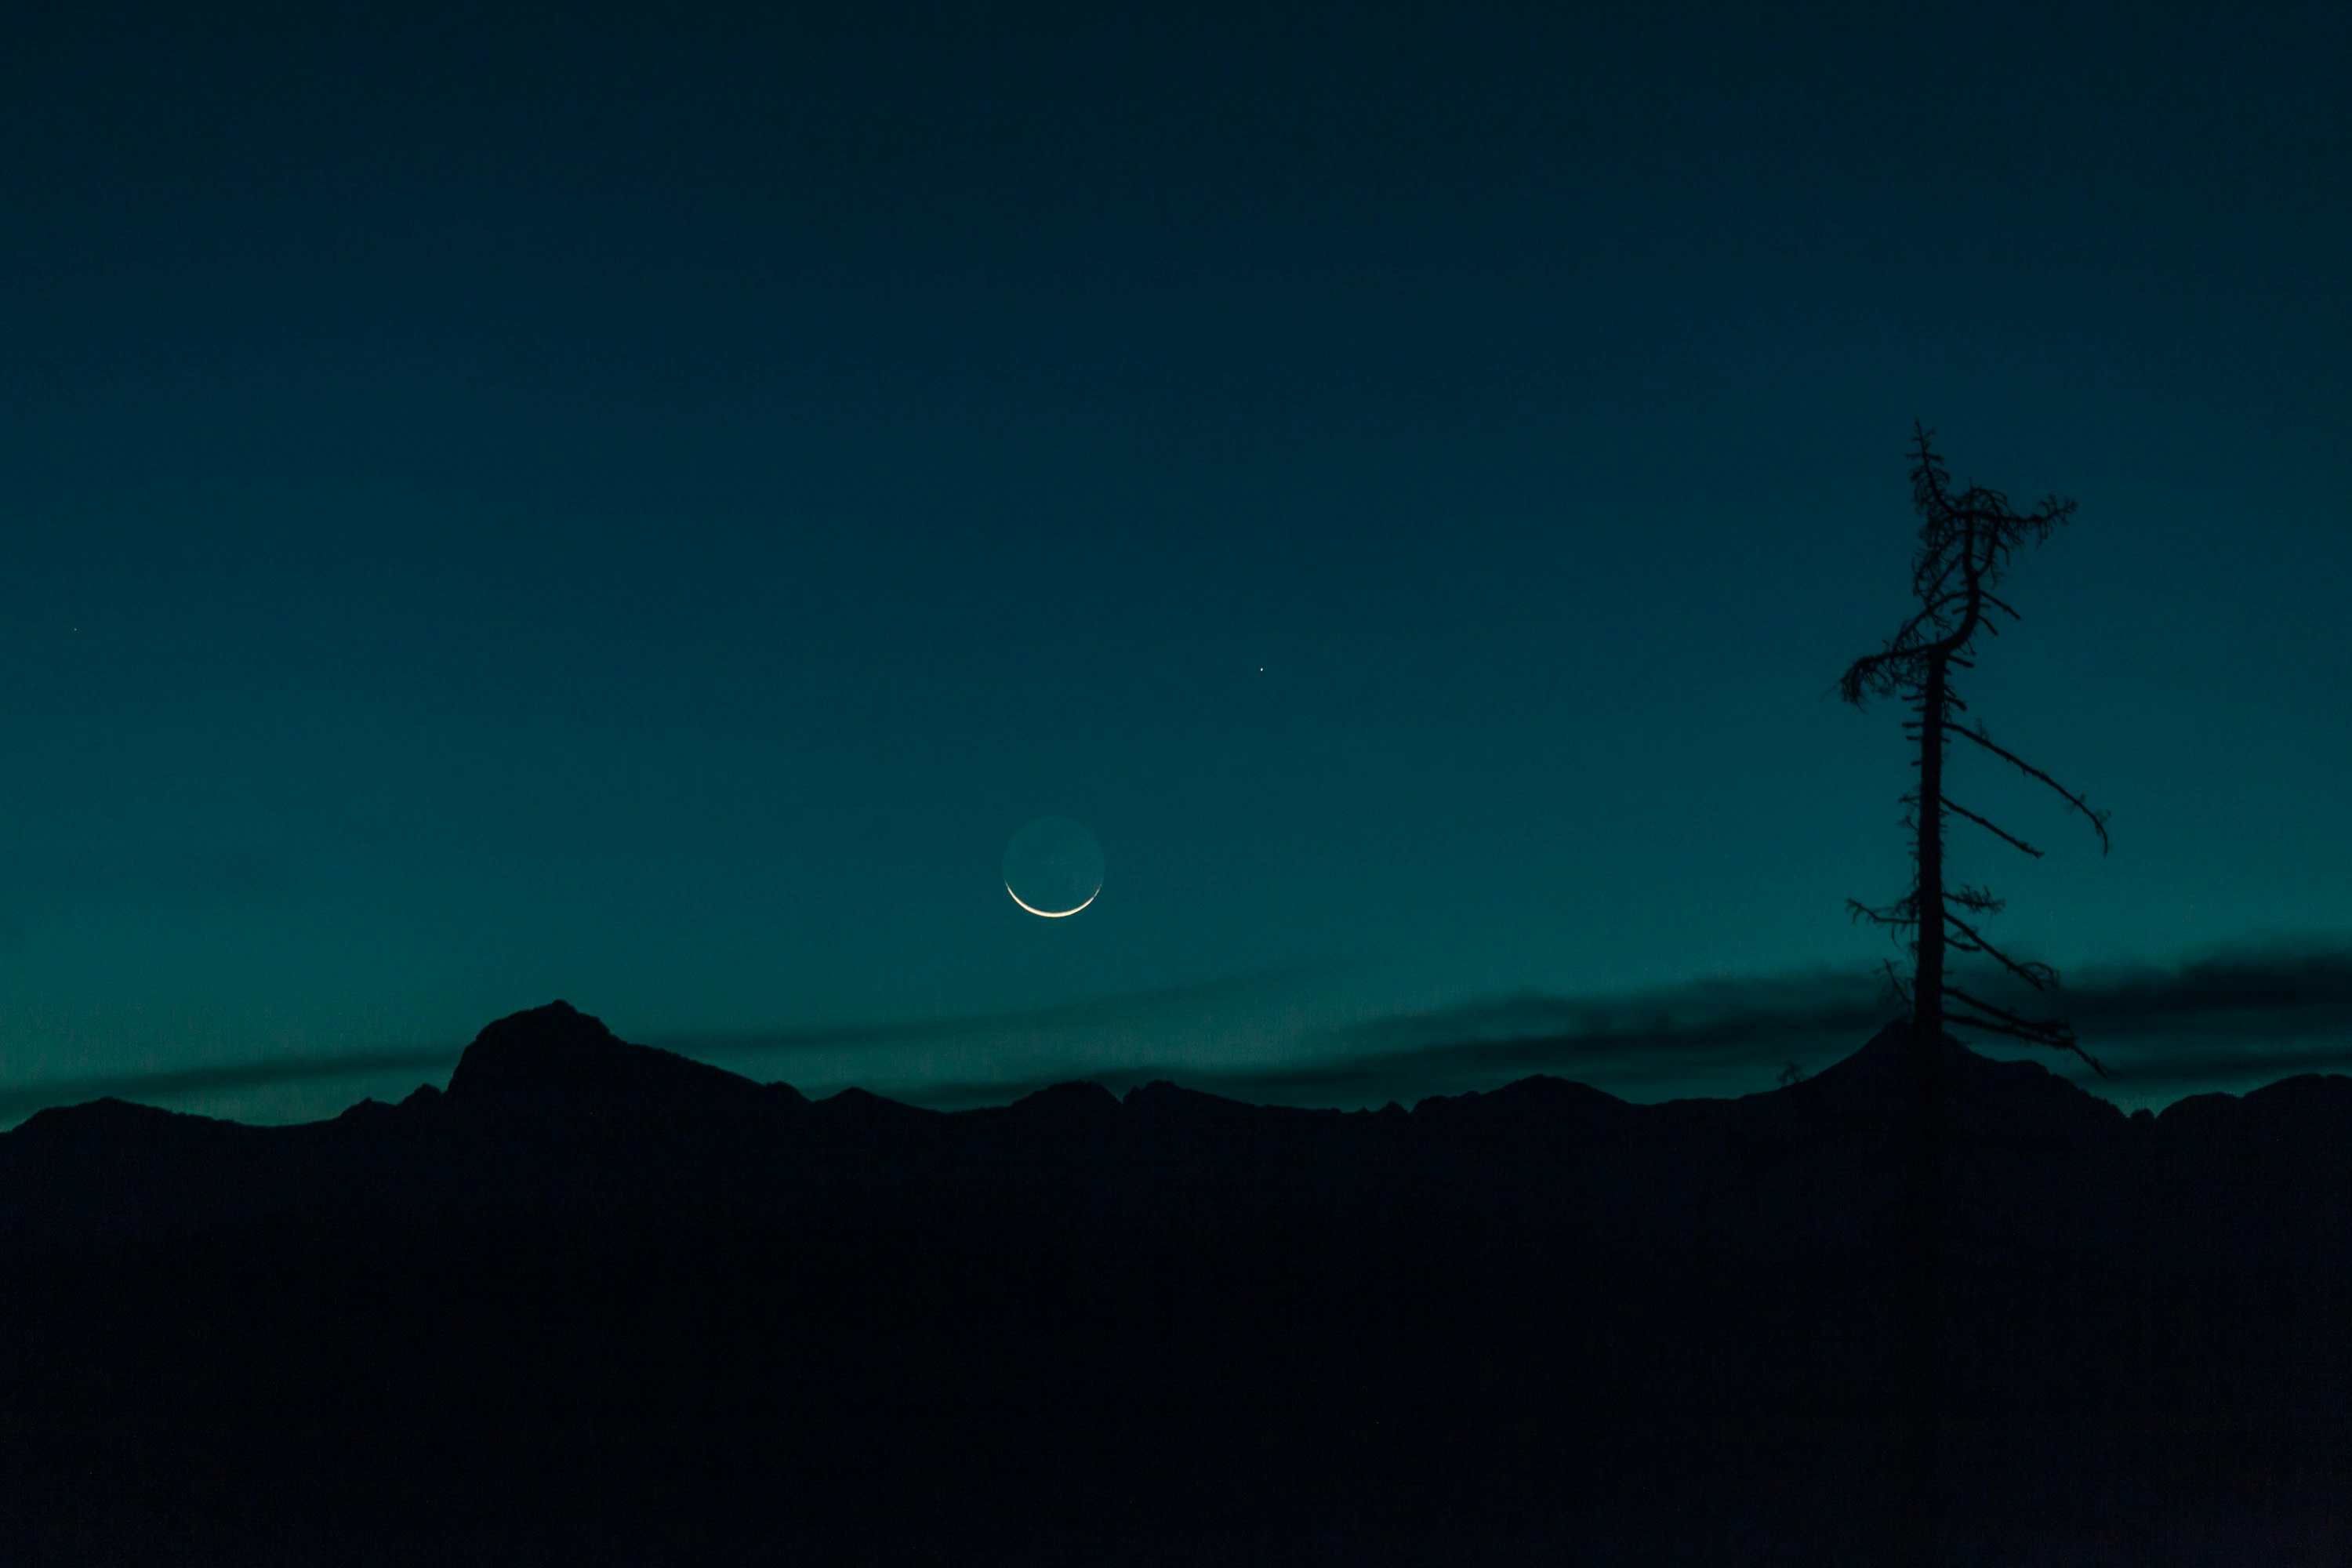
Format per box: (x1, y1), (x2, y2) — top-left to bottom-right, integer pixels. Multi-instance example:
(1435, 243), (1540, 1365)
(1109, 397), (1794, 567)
(5, 1000), (2347, 1279)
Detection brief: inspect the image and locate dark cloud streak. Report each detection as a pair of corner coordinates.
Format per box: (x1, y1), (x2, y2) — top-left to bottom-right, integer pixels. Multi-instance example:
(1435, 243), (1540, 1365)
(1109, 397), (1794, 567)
(9, 941), (2352, 1124)
(902, 939), (2352, 1108)
(653, 963), (1338, 1058)
(2048, 942), (2352, 1037)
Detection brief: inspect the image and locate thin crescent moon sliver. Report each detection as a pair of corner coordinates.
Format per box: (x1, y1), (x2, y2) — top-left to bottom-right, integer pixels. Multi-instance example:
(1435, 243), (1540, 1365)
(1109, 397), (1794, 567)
(1007, 882), (1100, 918)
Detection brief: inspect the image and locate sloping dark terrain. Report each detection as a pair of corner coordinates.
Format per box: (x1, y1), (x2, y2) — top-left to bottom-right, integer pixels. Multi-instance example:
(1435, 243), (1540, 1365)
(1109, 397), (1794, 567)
(2, 1002), (2347, 1563)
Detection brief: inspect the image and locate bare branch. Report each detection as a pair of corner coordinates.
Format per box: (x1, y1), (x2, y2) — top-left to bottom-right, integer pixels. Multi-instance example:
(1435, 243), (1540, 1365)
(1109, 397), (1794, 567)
(1945, 884), (2006, 916)
(1838, 648), (1907, 706)
(1945, 984), (2111, 1078)
(1943, 913), (2060, 989)
(1942, 983), (2068, 1042)
(1944, 797), (2045, 858)
(1847, 895), (1915, 928)
(1951, 721), (2113, 854)
(1944, 982), (2063, 1036)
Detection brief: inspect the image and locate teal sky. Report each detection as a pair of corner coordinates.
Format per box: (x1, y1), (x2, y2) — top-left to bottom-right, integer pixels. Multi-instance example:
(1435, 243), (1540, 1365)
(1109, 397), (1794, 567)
(2, 0), (2347, 1123)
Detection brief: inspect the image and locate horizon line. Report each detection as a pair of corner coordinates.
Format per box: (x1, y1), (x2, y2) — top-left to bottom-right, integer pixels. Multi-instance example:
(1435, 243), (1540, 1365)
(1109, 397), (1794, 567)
(5, 933), (2352, 1126)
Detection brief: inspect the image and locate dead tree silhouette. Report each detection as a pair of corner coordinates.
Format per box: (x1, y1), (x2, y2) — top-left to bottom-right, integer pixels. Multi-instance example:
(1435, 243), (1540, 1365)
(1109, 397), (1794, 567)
(1838, 423), (2111, 1565)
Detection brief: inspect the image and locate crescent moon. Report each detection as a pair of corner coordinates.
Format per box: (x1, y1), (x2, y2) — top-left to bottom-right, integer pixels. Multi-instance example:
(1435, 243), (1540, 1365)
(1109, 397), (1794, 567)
(1007, 881), (1099, 918)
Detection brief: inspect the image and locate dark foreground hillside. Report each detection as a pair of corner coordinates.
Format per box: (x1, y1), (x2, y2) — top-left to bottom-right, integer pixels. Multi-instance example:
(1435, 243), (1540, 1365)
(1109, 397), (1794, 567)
(2, 1003), (2347, 1563)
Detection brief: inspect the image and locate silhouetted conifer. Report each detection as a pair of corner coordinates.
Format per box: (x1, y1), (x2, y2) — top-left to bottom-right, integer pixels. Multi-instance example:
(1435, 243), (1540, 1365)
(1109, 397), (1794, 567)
(1838, 423), (2111, 1565)
(1841, 423), (2110, 1066)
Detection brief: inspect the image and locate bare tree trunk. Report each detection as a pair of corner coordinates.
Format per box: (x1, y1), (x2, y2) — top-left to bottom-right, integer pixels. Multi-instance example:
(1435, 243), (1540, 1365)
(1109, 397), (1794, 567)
(1842, 430), (2105, 1562)
(1895, 653), (1951, 1565)
(1915, 655), (1947, 1051)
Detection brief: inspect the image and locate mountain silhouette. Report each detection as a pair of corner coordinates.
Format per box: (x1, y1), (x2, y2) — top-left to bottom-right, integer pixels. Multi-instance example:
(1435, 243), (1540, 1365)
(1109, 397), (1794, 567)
(2, 1002), (2346, 1563)
(444, 998), (786, 1111)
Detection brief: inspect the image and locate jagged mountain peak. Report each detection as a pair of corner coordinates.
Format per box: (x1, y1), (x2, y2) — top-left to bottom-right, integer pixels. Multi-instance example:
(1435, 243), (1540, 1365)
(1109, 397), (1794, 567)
(442, 1000), (769, 1112)
(1803, 1015), (2127, 1123)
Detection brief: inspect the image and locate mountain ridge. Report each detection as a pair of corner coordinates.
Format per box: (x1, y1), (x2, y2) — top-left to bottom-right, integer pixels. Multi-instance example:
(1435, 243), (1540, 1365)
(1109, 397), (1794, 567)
(4, 1000), (2347, 1275)
(4, 1000), (2350, 1563)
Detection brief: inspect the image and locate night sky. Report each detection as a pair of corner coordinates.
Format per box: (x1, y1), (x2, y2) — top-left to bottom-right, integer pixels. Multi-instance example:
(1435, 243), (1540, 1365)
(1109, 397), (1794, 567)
(3, 1), (2347, 1124)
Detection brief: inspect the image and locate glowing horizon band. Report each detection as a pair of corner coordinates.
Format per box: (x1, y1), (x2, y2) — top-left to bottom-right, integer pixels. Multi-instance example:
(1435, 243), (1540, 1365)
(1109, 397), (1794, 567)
(1006, 882), (1100, 918)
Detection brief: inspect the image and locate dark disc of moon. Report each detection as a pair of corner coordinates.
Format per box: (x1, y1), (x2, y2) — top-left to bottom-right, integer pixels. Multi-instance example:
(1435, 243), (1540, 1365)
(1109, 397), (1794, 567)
(1002, 816), (1104, 917)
